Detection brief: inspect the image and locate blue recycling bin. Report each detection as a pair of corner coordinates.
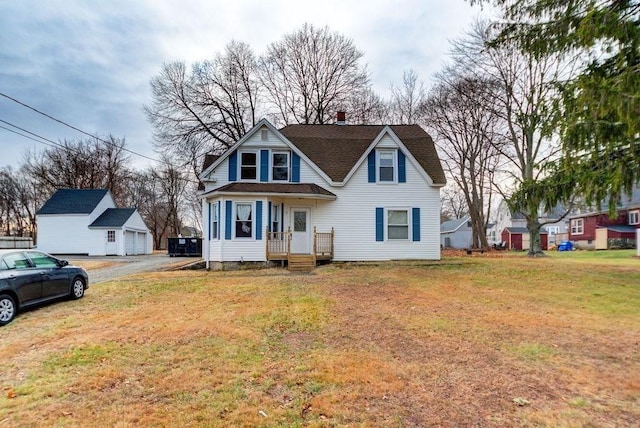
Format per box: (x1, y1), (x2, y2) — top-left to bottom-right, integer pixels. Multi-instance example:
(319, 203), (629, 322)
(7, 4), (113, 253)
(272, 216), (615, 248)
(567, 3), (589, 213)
(557, 241), (573, 251)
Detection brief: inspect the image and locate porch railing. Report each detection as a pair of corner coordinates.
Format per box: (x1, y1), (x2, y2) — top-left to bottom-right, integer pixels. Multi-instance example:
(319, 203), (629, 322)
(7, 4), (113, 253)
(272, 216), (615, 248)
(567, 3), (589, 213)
(265, 227), (334, 261)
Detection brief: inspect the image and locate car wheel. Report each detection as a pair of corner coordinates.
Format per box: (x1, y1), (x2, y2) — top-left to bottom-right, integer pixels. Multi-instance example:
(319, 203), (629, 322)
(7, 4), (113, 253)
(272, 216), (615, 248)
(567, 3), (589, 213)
(0, 294), (16, 326)
(70, 277), (86, 300)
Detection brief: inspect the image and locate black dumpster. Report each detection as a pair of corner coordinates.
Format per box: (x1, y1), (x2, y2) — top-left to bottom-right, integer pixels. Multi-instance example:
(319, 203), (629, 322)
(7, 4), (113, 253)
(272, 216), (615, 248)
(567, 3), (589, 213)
(167, 237), (202, 257)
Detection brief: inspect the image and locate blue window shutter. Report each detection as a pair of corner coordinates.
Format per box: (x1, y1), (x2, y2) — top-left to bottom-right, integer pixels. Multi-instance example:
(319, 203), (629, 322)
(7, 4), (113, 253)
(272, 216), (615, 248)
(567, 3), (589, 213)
(368, 151), (376, 183)
(260, 149), (269, 182)
(292, 152), (300, 182)
(398, 150), (406, 183)
(225, 201), (232, 240)
(412, 207), (420, 241)
(375, 207), (384, 241)
(267, 201), (272, 232)
(228, 151), (237, 181)
(256, 201), (263, 240)
(207, 203), (212, 240)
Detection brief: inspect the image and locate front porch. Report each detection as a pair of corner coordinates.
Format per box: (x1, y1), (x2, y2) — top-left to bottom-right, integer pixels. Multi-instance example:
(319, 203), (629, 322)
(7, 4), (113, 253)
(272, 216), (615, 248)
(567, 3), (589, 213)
(266, 227), (334, 272)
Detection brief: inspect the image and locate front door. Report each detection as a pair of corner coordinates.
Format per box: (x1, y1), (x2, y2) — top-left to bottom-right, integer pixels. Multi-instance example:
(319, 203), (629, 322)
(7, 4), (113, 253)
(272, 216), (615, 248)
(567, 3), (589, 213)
(290, 208), (311, 254)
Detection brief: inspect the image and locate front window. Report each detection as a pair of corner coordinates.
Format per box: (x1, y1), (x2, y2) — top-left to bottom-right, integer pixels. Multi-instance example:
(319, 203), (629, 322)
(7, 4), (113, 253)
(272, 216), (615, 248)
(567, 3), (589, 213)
(235, 203), (253, 238)
(272, 152), (289, 181)
(25, 251), (58, 268)
(378, 150), (395, 182)
(629, 210), (639, 225)
(107, 230), (116, 242)
(571, 219), (583, 235)
(271, 204), (280, 232)
(240, 152), (257, 180)
(211, 203), (219, 240)
(388, 209), (409, 239)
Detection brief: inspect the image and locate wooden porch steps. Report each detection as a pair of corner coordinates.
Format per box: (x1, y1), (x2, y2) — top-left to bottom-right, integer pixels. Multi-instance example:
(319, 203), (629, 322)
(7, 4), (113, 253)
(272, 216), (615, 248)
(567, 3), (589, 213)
(288, 254), (315, 273)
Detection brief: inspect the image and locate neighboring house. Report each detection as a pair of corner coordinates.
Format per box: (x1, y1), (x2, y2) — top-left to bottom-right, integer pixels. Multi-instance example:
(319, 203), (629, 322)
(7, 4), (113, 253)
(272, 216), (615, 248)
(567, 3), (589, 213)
(568, 187), (640, 249)
(501, 227), (548, 251)
(198, 117), (446, 270)
(440, 216), (472, 249)
(36, 189), (153, 256)
(490, 199), (570, 249)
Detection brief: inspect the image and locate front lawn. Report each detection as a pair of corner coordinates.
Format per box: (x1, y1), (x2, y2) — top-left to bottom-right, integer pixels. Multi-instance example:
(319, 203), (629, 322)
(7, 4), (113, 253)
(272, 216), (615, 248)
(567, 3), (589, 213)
(1, 255), (639, 426)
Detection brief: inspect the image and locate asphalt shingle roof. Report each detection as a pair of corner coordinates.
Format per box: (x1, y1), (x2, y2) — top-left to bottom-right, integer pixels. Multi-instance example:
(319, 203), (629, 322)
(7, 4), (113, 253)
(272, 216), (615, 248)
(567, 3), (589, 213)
(279, 124), (446, 185)
(440, 217), (470, 233)
(206, 182), (336, 198)
(89, 208), (136, 228)
(37, 189), (109, 215)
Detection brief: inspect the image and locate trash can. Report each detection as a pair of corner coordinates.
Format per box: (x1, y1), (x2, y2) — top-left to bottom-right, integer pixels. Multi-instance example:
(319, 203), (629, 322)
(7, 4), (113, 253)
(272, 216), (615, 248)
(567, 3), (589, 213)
(167, 237), (202, 257)
(557, 241), (573, 251)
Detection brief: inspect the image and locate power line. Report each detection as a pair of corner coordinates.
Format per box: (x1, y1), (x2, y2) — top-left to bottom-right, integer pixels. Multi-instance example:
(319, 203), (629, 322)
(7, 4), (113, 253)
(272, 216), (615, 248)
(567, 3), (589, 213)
(0, 124), (59, 150)
(0, 91), (160, 162)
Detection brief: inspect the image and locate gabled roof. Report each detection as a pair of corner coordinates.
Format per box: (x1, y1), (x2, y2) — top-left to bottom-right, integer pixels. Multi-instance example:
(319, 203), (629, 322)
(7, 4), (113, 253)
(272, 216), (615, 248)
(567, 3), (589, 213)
(199, 119), (446, 187)
(440, 216), (470, 233)
(89, 208), (136, 228)
(37, 189), (109, 215)
(504, 226), (548, 234)
(202, 182), (336, 199)
(279, 124), (446, 185)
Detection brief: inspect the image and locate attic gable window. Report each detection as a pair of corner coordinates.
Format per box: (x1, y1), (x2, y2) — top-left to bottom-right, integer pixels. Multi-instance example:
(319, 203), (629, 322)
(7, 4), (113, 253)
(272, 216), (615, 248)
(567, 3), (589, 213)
(272, 152), (289, 181)
(240, 152), (257, 180)
(378, 150), (396, 182)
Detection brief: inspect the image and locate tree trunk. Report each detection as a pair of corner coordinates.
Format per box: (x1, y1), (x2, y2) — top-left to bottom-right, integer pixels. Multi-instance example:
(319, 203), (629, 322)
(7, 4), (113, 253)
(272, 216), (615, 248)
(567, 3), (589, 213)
(526, 214), (545, 257)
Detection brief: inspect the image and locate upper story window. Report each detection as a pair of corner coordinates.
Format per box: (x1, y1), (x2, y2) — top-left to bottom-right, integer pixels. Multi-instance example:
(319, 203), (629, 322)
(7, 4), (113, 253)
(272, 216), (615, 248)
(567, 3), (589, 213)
(240, 152), (257, 180)
(378, 150), (396, 182)
(571, 218), (583, 235)
(272, 152), (290, 181)
(629, 210), (639, 225)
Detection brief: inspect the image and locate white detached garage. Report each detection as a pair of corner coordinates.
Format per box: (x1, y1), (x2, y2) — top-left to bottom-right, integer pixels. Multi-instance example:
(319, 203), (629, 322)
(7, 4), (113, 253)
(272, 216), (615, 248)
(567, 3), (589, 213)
(36, 189), (153, 256)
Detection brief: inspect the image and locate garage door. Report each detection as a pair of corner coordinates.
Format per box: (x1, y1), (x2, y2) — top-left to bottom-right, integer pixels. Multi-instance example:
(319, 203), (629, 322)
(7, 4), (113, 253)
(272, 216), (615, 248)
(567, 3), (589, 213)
(125, 231), (136, 255)
(136, 232), (146, 254)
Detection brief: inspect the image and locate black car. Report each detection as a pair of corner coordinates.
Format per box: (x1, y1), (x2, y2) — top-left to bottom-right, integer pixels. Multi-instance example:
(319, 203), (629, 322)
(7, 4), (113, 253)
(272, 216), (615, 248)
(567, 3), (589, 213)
(0, 250), (89, 326)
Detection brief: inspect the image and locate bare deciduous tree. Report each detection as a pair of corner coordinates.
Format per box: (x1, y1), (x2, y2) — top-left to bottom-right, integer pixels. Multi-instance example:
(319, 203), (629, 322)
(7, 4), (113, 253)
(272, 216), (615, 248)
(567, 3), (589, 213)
(259, 23), (370, 125)
(423, 73), (502, 249)
(145, 41), (260, 173)
(22, 136), (132, 206)
(390, 69), (426, 124)
(451, 20), (572, 255)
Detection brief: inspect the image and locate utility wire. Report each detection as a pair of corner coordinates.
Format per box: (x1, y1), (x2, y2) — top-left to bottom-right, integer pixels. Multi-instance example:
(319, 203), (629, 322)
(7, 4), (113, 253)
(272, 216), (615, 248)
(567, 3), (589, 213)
(0, 124), (59, 150)
(0, 91), (160, 162)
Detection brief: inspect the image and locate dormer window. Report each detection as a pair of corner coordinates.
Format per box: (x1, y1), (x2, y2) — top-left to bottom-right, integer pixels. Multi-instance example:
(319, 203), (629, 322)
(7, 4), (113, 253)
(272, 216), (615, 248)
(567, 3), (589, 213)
(272, 152), (290, 181)
(240, 152), (257, 180)
(378, 150), (396, 182)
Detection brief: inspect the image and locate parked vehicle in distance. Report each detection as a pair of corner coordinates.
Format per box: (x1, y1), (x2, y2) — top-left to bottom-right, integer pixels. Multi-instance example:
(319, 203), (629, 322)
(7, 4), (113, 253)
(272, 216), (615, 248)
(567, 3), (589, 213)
(0, 250), (88, 326)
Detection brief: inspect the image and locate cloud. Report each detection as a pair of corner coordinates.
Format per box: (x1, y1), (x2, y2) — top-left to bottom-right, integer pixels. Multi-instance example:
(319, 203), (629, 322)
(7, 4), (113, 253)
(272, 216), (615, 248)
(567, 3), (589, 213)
(0, 0), (488, 169)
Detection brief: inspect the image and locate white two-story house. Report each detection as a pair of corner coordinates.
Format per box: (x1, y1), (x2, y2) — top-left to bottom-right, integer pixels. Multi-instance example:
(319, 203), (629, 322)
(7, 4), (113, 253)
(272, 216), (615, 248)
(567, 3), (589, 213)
(199, 117), (446, 270)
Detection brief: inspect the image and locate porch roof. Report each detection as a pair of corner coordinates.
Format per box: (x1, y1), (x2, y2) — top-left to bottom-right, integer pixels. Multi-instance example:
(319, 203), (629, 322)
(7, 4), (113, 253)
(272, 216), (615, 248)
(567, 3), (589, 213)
(202, 182), (337, 200)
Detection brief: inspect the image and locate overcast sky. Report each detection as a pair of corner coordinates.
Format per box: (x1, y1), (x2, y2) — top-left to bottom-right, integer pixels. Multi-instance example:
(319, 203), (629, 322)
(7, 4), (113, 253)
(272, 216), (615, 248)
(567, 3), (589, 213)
(0, 0), (490, 170)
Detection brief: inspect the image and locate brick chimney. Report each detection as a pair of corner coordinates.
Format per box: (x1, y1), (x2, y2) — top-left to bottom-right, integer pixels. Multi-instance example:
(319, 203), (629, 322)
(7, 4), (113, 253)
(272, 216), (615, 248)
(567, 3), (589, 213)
(336, 111), (346, 125)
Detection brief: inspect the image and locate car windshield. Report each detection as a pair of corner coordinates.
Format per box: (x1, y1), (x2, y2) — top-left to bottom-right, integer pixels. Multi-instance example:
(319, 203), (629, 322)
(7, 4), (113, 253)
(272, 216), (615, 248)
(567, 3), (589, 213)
(25, 252), (59, 268)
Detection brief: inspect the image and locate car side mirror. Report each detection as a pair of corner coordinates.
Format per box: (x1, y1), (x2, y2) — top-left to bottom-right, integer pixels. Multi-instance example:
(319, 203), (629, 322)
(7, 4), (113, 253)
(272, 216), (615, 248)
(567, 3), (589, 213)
(58, 259), (69, 268)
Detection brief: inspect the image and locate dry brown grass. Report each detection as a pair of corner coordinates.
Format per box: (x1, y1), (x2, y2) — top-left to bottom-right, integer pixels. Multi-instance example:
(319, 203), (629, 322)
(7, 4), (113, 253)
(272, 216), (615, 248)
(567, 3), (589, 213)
(1, 254), (639, 427)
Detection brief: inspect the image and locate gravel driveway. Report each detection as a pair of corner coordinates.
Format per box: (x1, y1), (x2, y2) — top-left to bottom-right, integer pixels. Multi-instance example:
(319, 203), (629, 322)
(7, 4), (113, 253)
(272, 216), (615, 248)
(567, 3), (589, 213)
(70, 254), (199, 284)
